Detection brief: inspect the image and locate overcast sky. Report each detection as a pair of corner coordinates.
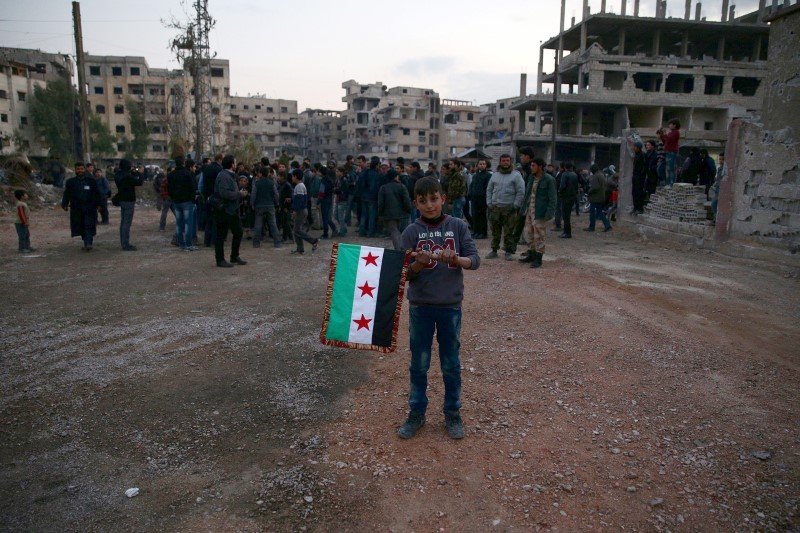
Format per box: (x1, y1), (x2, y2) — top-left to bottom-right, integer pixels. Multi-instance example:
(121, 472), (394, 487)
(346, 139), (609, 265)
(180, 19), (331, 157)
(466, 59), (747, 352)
(2, 0), (761, 109)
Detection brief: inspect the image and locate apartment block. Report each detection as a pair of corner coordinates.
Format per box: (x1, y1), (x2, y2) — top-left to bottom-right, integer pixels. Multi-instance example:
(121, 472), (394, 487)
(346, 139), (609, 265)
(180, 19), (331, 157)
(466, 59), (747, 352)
(511, 0), (771, 167)
(84, 55), (231, 161)
(440, 99), (481, 159)
(0, 48), (74, 158)
(298, 109), (346, 163)
(229, 96), (299, 159)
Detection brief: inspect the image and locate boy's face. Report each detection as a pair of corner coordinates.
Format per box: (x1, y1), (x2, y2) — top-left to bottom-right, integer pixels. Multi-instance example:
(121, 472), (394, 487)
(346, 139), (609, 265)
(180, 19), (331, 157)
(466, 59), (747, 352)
(477, 160), (487, 171)
(22, 192), (29, 201)
(668, 123), (676, 130)
(414, 191), (445, 219)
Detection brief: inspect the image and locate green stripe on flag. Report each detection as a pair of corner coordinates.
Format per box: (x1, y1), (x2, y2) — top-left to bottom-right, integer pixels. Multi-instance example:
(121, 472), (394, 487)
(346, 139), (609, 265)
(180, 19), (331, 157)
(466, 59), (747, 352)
(325, 243), (361, 341)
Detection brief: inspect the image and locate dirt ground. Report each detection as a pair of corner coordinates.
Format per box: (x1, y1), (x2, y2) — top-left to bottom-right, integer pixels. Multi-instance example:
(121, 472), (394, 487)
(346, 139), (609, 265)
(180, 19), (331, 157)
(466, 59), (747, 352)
(1, 203), (798, 532)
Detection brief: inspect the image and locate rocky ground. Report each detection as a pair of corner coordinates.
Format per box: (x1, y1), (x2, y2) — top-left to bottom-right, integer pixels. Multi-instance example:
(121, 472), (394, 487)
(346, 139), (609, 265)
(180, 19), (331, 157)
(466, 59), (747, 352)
(0, 204), (798, 532)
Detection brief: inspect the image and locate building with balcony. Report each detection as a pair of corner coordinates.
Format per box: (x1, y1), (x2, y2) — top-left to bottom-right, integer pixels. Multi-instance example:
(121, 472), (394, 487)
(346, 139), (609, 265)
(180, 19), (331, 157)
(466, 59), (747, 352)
(84, 55), (231, 162)
(0, 48), (74, 158)
(510, 0), (771, 167)
(229, 96), (299, 159)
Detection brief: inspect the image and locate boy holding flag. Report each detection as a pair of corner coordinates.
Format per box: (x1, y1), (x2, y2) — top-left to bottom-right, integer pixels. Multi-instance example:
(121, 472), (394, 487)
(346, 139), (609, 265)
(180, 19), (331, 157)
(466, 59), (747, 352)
(398, 177), (480, 439)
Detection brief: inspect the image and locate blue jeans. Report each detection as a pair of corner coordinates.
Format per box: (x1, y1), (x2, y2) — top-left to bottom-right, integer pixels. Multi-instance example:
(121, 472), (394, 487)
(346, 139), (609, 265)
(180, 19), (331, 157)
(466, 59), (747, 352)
(359, 200), (377, 237)
(336, 202), (349, 235)
(408, 306), (462, 414)
(119, 201), (135, 248)
(320, 198), (336, 237)
(589, 202), (611, 230)
(15, 223), (30, 250)
(665, 152), (677, 186)
(174, 201), (195, 248)
(451, 197), (466, 219)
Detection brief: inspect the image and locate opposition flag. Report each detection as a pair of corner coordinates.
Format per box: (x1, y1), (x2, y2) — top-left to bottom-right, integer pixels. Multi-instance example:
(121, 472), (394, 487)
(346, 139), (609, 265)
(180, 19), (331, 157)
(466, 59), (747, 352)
(321, 243), (411, 353)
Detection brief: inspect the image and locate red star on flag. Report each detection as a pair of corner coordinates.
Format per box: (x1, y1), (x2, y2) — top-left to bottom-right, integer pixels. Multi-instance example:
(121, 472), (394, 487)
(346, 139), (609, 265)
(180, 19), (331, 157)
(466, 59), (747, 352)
(358, 281), (375, 298)
(362, 251), (379, 266)
(353, 314), (372, 331)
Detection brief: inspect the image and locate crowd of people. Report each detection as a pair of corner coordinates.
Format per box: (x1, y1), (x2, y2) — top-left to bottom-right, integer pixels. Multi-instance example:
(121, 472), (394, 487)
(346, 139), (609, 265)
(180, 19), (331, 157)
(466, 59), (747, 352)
(15, 150), (632, 266)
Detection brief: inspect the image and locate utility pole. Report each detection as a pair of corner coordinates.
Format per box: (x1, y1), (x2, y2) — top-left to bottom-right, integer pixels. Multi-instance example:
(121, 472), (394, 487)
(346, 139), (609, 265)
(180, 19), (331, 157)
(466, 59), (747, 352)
(167, 0), (215, 159)
(72, 1), (90, 161)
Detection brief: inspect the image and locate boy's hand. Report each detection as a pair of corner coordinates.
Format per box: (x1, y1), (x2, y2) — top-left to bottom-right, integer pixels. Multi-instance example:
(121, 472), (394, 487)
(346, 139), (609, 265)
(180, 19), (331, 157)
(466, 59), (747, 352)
(411, 249), (432, 266)
(438, 248), (459, 266)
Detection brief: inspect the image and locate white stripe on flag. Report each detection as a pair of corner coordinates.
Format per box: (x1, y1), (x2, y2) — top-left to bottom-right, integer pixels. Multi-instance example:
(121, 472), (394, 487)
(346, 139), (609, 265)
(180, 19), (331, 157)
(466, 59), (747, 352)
(348, 245), (384, 344)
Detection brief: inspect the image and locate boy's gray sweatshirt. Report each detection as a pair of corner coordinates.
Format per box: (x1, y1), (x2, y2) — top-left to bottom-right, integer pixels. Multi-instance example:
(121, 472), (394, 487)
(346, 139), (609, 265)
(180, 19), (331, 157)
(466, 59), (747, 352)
(486, 169), (525, 209)
(400, 215), (480, 307)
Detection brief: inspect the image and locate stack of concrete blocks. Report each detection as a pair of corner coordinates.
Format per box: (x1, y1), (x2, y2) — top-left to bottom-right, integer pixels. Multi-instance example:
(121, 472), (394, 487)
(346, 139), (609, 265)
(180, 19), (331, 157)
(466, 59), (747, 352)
(645, 184), (708, 223)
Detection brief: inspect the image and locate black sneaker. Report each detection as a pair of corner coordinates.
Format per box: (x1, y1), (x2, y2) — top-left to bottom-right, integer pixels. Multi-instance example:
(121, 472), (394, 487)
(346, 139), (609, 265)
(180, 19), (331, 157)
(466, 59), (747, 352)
(217, 260), (234, 268)
(397, 411), (425, 439)
(444, 411), (464, 439)
(231, 257), (247, 265)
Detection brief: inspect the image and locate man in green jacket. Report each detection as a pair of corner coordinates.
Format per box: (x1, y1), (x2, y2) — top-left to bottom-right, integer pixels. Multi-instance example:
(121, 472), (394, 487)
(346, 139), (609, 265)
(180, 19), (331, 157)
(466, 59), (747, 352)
(584, 164), (612, 232)
(520, 157), (557, 268)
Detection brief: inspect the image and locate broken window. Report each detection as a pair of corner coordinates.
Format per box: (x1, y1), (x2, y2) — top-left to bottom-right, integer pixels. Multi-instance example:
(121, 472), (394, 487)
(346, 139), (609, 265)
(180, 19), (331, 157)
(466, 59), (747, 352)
(89, 66), (100, 76)
(665, 74), (694, 94)
(210, 67), (224, 77)
(704, 75), (724, 95)
(603, 71), (627, 90)
(633, 72), (662, 92)
(732, 77), (760, 97)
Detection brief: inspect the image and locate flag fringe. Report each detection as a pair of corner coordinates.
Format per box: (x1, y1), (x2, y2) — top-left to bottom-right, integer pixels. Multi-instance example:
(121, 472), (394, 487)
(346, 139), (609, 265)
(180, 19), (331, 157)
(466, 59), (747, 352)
(320, 244), (411, 354)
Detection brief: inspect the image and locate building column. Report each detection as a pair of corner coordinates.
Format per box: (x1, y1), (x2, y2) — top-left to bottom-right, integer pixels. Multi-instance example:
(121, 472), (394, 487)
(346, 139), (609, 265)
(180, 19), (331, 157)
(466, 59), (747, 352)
(590, 144), (596, 163)
(681, 30), (689, 57)
(695, 75), (706, 95)
(537, 47), (544, 94)
(535, 104), (542, 134)
(576, 105), (584, 135)
(752, 37), (762, 61)
(618, 28), (626, 55)
(580, 21), (588, 52)
(518, 109), (525, 133)
(652, 29), (661, 57)
(717, 36), (725, 60)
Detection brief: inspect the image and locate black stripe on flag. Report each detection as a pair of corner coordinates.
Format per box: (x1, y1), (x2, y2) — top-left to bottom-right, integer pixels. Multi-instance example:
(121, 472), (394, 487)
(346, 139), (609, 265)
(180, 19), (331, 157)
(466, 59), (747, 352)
(372, 249), (406, 348)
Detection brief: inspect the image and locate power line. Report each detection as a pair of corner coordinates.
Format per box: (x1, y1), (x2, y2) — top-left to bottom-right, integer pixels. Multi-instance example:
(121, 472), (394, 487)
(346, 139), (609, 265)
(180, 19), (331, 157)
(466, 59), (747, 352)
(0, 29), (73, 35)
(0, 18), (160, 23)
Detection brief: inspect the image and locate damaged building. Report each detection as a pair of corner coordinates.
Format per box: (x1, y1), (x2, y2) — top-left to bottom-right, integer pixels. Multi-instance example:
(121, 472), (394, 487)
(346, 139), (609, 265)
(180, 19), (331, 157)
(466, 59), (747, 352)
(510, 0), (772, 167)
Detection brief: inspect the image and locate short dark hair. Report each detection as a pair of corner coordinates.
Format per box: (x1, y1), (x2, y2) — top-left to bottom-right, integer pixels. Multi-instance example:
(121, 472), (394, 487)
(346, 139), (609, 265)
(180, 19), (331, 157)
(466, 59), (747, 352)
(222, 154), (235, 169)
(413, 176), (442, 199)
(214, 153), (224, 162)
(590, 163), (599, 173)
(174, 155), (185, 168)
(75, 161), (85, 168)
(719, 152), (725, 157)
(499, 153), (511, 159)
(668, 118), (681, 129)
(357, 155), (366, 162)
(519, 146), (535, 158)
(290, 169), (303, 180)
(532, 157), (546, 168)
(14, 189), (26, 200)
(564, 162), (574, 170)
(411, 161), (421, 169)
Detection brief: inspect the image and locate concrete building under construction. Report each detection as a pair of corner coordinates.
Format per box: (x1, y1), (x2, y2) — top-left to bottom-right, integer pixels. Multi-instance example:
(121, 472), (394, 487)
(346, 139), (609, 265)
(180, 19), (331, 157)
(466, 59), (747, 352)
(511, 0), (774, 167)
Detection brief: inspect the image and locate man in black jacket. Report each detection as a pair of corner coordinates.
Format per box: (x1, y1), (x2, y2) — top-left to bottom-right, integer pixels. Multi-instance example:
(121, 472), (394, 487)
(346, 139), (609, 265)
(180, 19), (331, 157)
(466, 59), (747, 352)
(214, 155), (248, 267)
(114, 159), (144, 251)
(558, 163), (579, 238)
(251, 165), (281, 248)
(201, 153), (224, 247)
(168, 155), (197, 251)
(468, 159), (492, 238)
(61, 161), (102, 251)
